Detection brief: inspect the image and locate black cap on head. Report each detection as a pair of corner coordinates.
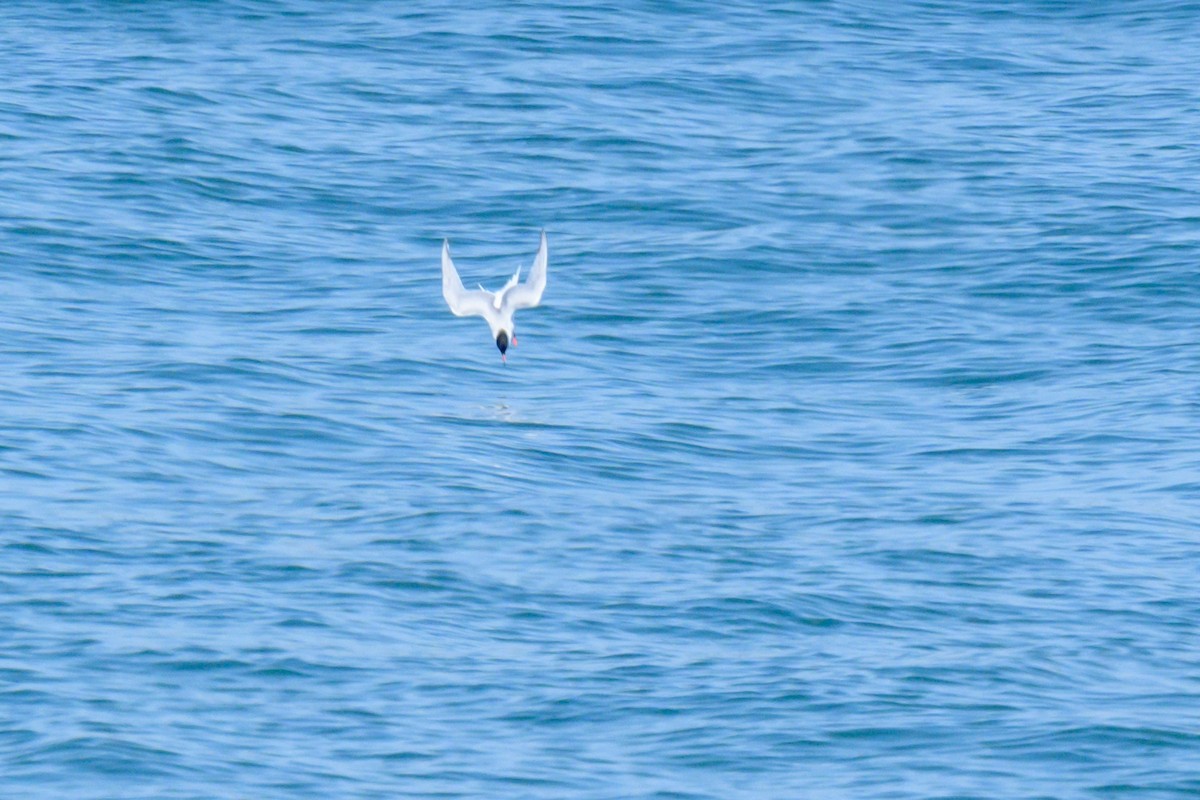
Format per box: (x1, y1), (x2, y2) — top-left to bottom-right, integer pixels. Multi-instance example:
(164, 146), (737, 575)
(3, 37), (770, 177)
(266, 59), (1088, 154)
(496, 330), (509, 354)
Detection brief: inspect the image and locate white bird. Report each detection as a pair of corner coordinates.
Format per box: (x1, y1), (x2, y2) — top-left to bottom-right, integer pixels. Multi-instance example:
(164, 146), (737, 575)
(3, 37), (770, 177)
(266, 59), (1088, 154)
(441, 231), (548, 362)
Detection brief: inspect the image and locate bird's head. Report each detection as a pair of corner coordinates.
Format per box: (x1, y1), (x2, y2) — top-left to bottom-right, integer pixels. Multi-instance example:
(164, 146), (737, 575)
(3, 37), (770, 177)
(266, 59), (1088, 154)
(495, 330), (509, 356)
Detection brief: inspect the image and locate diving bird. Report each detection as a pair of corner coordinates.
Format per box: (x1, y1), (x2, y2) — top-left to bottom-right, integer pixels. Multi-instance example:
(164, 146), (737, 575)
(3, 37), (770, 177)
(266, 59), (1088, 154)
(441, 231), (548, 362)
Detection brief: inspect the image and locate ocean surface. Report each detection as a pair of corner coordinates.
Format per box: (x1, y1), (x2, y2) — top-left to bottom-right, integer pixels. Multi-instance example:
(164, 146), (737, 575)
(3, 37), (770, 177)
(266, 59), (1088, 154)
(2, 2), (1199, 798)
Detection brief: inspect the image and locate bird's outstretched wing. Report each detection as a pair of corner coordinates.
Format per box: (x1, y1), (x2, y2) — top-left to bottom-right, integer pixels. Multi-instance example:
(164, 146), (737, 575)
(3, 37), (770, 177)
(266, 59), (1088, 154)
(442, 240), (498, 320)
(503, 231), (548, 312)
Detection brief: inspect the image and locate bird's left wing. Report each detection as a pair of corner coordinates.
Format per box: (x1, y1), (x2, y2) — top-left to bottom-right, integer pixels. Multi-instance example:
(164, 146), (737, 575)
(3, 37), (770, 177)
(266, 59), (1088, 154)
(503, 231), (548, 311)
(442, 240), (496, 319)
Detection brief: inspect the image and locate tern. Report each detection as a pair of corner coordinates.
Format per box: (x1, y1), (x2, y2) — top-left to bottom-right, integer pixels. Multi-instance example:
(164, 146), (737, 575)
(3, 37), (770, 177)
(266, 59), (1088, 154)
(441, 231), (548, 362)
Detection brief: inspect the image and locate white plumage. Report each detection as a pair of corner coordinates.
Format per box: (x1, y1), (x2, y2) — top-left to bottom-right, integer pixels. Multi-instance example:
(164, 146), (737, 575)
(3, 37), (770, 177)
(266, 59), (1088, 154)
(441, 231), (548, 360)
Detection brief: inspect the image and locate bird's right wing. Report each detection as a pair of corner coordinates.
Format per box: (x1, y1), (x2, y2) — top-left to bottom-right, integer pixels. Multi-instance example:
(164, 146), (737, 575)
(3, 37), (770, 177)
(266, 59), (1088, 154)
(442, 240), (496, 319)
(503, 231), (548, 311)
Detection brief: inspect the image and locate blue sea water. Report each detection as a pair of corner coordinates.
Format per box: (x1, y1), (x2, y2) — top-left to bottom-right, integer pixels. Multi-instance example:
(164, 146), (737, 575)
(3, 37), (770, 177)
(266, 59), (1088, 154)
(2, 1), (1199, 797)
